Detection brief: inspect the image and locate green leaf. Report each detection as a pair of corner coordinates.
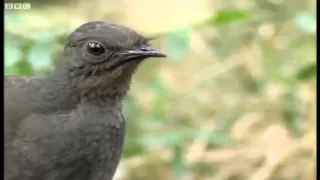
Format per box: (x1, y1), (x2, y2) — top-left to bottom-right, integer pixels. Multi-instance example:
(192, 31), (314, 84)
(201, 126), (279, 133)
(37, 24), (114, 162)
(283, 89), (302, 137)
(140, 132), (185, 148)
(150, 76), (167, 119)
(123, 141), (146, 158)
(17, 60), (34, 76)
(171, 144), (186, 180)
(215, 103), (245, 133)
(150, 75), (166, 91)
(296, 63), (316, 81)
(32, 31), (55, 43)
(166, 27), (191, 62)
(5, 60), (34, 76)
(28, 43), (53, 70)
(209, 9), (251, 25)
(194, 130), (234, 145)
(123, 95), (138, 119)
(5, 41), (22, 67)
(5, 66), (20, 76)
(296, 12), (316, 34)
(54, 29), (70, 45)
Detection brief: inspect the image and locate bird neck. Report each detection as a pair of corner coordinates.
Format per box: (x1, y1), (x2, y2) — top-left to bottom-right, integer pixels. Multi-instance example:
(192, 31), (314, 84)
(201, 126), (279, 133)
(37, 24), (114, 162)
(49, 66), (131, 107)
(75, 75), (129, 106)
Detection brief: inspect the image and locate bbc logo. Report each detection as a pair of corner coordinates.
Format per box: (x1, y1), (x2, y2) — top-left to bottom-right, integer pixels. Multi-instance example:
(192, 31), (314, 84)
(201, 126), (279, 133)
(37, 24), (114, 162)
(5, 3), (31, 10)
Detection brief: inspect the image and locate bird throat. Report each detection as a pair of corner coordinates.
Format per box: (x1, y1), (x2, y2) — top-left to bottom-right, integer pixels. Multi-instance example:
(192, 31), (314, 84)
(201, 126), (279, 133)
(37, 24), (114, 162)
(51, 58), (138, 106)
(78, 77), (125, 101)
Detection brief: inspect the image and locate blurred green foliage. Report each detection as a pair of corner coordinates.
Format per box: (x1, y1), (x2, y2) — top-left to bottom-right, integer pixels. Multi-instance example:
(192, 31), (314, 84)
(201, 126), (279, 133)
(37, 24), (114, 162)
(5, 0), (316, 179)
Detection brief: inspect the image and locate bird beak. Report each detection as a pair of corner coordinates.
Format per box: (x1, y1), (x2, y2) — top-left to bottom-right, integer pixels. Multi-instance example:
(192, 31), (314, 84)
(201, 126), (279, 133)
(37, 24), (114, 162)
(120, 45), (167, 58)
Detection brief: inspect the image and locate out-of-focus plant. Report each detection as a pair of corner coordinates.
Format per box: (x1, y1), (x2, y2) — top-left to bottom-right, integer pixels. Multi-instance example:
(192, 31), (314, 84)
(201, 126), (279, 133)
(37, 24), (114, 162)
(5, 0), (316, 179)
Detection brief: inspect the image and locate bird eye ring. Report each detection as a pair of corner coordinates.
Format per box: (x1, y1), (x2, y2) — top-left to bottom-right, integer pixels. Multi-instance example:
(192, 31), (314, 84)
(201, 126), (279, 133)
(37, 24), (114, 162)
(87, 42), (106, 56)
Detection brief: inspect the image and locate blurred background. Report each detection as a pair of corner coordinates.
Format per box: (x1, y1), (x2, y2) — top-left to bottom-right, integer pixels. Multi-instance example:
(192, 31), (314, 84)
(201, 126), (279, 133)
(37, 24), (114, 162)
(4, 0), (316, 179)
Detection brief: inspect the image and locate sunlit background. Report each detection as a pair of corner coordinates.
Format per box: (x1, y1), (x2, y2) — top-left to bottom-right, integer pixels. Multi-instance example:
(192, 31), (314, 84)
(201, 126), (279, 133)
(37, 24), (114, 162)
(4, 0), (316, 179)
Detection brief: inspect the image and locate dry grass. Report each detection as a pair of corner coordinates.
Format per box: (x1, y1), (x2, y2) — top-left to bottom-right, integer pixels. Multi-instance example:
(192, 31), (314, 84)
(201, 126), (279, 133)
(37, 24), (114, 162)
(122, 30), (316, 180)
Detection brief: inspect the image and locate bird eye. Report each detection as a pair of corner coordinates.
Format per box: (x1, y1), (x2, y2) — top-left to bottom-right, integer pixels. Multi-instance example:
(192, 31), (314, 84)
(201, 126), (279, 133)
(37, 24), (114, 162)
(87, 42), (105, 55)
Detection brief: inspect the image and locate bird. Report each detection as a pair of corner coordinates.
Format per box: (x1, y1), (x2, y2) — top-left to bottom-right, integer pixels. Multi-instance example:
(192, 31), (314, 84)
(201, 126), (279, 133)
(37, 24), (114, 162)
(4, 21), (166, 180)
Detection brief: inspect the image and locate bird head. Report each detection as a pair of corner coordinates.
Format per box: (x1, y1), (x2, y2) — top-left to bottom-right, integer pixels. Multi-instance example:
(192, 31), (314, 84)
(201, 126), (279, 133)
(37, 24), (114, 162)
(55, 21), (166, 98)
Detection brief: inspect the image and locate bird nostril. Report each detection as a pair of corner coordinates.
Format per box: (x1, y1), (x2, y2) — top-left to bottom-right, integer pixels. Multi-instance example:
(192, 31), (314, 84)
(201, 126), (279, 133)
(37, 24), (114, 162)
(140, 47), (150, 51)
